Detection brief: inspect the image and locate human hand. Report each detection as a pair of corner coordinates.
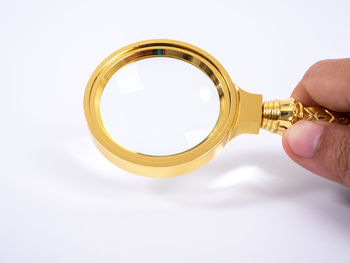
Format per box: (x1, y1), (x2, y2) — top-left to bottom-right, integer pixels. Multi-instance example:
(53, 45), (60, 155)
(282, 58), (350, 186)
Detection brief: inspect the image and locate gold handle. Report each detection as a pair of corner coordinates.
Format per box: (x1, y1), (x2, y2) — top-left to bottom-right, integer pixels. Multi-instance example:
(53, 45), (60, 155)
(261, 98), (350, 135)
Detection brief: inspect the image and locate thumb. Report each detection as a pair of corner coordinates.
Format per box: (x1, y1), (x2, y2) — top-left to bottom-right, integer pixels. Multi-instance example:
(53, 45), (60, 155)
(282, 120), (350, 186)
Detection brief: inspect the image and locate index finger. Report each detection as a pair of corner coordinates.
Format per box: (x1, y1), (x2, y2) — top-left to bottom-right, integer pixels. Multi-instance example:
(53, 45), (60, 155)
(291, 58), (350, 112)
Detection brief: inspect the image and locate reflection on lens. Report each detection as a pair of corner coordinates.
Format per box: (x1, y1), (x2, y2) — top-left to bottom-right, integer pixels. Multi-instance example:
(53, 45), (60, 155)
(100, 57), (220, 156)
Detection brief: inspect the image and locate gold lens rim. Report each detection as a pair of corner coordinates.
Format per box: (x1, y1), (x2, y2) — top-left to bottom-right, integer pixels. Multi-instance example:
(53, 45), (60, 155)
(84, 39), (238, 177)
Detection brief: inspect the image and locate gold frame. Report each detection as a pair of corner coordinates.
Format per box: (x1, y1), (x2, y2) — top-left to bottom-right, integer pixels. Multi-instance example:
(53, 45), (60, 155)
(84, 39), (262, 177)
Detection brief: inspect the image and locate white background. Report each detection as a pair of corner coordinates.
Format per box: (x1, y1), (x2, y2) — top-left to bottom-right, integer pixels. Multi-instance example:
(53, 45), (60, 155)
(1, 0), (350, 262)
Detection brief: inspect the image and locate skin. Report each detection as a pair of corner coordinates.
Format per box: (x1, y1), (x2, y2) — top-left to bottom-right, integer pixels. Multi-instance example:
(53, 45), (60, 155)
(282, 58), (350, 187)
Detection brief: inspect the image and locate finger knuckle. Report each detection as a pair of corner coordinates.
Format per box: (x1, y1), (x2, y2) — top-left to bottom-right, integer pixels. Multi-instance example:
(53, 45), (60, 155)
(305, 59), (350, 80)
(301, 60), (330, 88)
(304, 60), (329, 78)
(332, 59), (350, 75)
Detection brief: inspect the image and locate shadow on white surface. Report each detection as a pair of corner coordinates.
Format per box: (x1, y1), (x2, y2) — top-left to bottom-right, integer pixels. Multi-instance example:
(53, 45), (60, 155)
(57, 136), (350, 234)
(51, 136), (350, 210)
(149, 150), (336, 206)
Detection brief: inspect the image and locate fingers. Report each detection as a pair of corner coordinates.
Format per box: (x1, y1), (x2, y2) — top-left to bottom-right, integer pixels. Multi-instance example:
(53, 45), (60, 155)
(291, 58), (350, 112)
(284, 58), (350, 186)
(283, 121), (350, 186)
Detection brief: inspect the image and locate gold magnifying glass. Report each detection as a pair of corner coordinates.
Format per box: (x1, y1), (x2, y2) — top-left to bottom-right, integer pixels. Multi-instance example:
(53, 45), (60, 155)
(84, 39), (350, 178)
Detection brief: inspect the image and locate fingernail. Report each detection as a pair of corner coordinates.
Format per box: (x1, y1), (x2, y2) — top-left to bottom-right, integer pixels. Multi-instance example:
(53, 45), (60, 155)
(285, 121), (324, 158)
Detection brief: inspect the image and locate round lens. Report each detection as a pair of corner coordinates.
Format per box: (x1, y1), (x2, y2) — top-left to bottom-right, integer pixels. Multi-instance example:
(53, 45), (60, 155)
(100, 57), (220, 156)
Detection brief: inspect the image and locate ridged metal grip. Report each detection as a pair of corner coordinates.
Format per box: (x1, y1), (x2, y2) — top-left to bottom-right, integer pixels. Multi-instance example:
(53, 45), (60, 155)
(261, 98), (350, 135)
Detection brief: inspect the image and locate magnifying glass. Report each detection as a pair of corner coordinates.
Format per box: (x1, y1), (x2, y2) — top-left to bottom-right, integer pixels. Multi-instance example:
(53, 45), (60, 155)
(84, 39), (350, 178)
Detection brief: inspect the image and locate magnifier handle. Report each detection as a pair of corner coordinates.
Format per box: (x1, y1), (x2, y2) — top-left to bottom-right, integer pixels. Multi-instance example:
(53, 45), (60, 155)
(261, 98), (350, 135)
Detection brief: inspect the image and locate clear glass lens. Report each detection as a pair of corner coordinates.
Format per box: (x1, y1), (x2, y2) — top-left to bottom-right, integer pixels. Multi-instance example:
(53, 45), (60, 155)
(100, 57), (220, 156)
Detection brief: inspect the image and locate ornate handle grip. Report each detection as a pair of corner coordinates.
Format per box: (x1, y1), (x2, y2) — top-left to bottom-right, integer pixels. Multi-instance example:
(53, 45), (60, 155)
(261, 98), (350, 135)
